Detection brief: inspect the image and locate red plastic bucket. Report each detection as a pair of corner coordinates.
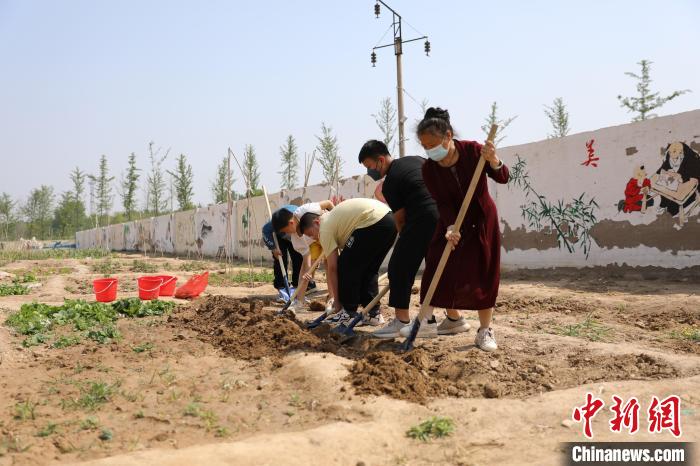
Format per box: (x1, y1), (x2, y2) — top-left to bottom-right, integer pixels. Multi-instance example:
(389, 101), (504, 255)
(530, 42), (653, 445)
(154, 275), (178, 296)
(137, 276), (163, 300)
(93, 278), (118, 303)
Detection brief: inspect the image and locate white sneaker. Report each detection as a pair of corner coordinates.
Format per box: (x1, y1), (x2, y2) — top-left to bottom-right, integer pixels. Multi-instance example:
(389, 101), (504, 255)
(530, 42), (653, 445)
(372, 318), (410, 339)
(325, 298), (335, 313)
(359, 313), (385, 327)
(399, 317), (438, 339)
(474, 327), (498, 352)
(329, 309), (352, 325)
(437, 315), (471, 335)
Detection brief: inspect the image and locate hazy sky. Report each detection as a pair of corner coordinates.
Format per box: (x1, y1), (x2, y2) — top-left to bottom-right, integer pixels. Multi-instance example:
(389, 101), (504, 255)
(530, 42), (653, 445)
(1, 0), (699, 208)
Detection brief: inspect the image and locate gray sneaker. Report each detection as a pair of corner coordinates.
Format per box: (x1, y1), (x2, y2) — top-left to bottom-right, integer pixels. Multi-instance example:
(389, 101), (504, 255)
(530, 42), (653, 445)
(372, 318), (410, 339)
(437, 315), (471, 335)
(399, 317), (438, 339)
(474, 327), (498, 352)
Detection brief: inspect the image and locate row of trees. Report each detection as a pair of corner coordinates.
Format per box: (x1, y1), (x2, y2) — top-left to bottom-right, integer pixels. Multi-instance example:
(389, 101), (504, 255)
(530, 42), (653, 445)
(0, 122), (345, 241)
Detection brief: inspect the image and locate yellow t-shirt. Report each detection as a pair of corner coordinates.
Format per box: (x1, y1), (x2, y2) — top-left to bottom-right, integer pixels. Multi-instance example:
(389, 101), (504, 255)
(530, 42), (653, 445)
(319, 198), (391, 254)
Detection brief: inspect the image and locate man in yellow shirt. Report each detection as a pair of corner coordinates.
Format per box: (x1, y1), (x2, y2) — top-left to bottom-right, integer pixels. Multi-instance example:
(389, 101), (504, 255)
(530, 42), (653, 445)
(299, 198), (396, 324)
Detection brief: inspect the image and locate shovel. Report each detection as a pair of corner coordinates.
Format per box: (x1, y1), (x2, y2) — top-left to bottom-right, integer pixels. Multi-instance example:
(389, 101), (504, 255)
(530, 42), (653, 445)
(333, 283), (390, 343)
(306, 272), (388, 329)
(279, 254), (324, 313)
(402, 124), (499, 352)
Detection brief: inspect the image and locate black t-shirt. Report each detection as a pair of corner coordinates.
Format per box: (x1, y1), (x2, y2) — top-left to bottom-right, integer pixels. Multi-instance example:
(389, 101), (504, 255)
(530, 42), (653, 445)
(381, 155), (438, 224)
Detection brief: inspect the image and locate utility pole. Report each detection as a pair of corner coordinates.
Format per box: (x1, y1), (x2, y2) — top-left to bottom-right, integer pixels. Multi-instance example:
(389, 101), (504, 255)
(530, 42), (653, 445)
(371, 1), (430, 157)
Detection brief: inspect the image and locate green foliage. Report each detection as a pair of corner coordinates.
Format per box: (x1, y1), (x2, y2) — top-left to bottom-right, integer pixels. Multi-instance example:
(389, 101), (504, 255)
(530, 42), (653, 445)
(509, 155), (598, 258)
(0, 192), (16, 240)
(5, 298), (169, 350)
(0, 248), (110, 262)
(87, 324), (121, 343)
(111, 298), (174, 317)
(89, 155), (115, 226)
(52, 335), (82, 348)
(555, 314), (612, 341)
(146, 141), (170, 216)
(211, 154), (236, 204)
(91, 258), (121, 275)
(132, 342), (154, 353)
(72, 381), (119, 411)
(671, 326), (700, 342)
(544, 97), (570, 138)
(0, 284), (30, 296)
(315, 122), (342, 186)
(279, 135), (299, 190)
(618, 60), (691, 122)
(167, 154), (195, 211)
(242, 145), (261, 196)
(80, 416), (100, 430)
(12, 272), (37, 283)
(406, 416), (455, 441)
(121, 153), (140, 221)
(209, 270), (274, 286)
(129, 259), (157, 273)
(482, 102), (517, 146)
(179, 260), (207, 272)
(21, 185), (55, 239)
(14, 401), (36, 421)
(372, 97), (397, 153)
(98, 429), (113, 441)
(36, 423), (58, 437)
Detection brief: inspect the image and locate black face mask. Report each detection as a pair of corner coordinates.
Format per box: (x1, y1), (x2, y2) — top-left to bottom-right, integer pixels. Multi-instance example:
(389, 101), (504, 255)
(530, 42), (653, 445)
(367, 160), (383, 181)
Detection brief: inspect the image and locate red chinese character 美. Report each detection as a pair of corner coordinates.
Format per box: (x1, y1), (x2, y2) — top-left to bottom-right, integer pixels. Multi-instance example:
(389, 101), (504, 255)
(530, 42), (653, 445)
(648, 395), (682, 437)
(572, 392), (605, 438)
(609, 395), (640, 434)
(581, 139), (600, 167)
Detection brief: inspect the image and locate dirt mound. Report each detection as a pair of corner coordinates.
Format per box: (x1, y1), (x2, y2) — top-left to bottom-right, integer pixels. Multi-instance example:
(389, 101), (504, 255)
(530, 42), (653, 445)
(497, 294), (594, 315)
(308, 300), (326, 313)
(171, 296), (687, 404)
(171, 295), (323, 360)
(348, 350), (448, 404)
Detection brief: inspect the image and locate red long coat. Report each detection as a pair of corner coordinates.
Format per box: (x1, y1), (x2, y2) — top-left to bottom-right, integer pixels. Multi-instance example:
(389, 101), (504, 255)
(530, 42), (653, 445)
(420, 140), (510, 310)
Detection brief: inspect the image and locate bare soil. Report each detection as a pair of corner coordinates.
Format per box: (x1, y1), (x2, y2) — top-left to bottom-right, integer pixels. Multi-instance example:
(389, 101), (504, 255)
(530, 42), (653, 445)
(0, 253), (697, 466)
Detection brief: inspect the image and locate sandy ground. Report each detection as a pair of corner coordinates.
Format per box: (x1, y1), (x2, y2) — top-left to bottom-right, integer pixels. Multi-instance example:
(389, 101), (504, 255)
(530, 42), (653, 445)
(0, 253), (698, 466)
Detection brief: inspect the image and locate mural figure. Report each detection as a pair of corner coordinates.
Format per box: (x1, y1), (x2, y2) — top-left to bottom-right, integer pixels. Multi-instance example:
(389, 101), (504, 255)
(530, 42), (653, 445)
(617, 165), (654, 213)
(651, 142), (700, 222)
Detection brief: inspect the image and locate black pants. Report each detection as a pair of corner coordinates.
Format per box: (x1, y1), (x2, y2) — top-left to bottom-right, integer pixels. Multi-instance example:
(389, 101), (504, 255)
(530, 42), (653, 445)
(388, 214), (438, 309)
(272, 236), (303, 289)
(338, 213), (397, 316)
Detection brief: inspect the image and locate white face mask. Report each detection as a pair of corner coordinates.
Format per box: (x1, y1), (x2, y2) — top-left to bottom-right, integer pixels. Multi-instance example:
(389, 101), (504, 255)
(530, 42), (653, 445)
(425, 138), (449, 161)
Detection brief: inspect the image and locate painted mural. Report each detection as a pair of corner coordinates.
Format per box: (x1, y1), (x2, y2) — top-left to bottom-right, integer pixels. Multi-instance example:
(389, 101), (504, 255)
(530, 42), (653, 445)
(75, 112), (700, 269)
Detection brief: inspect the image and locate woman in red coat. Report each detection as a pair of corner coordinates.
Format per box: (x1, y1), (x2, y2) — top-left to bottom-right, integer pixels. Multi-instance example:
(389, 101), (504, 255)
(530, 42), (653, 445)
(400, 107), (509, 351)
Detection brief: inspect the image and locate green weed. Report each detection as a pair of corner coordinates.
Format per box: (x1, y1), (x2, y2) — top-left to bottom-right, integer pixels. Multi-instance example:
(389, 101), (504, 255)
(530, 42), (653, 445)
(130, 260), (158, 273)
(671, 326), (700, 342)
(13, 401), (36, 421)
(36, 423), (58, 437)
(98, 429), (113, 441)
(406, 416), (455, 441)
(555, 314), (612, 342)
(52, 335), (82, 348)
(80, 417), (99, 430)
(132, 342), (154, 353)
(90, 259), (121, 275)
(209, 270), (274, 286)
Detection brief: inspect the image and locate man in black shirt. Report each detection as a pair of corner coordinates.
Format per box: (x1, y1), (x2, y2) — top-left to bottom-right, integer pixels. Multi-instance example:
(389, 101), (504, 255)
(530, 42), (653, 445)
(358, 140), (471, 338)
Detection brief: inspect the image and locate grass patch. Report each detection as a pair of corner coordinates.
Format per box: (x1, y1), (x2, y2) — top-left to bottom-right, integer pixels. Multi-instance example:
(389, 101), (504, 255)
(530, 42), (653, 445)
(91, 259), (121, 275)
(179, 261), (208, 272)
(671, 326), (700, 342)
(406, 416), (455, 441)
(0, 248), (110, 262)
(129, 260), (158, 273)
(52, 335), (82, 348)
(0, 284), (30, 296)
(554, 314), (612, 342)
(209, 270), (274, 287)
(80, 416), (100, 430)
(0, 433), (32, 455)
(67, 381), (120, 411)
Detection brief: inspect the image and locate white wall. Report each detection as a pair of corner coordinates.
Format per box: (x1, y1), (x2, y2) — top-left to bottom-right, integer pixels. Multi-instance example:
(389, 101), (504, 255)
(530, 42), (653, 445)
(76, 111), (700, 269)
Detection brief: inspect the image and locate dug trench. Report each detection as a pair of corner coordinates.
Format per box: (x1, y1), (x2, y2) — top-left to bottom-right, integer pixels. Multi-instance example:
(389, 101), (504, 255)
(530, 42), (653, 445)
(170, 295), (691, 405)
